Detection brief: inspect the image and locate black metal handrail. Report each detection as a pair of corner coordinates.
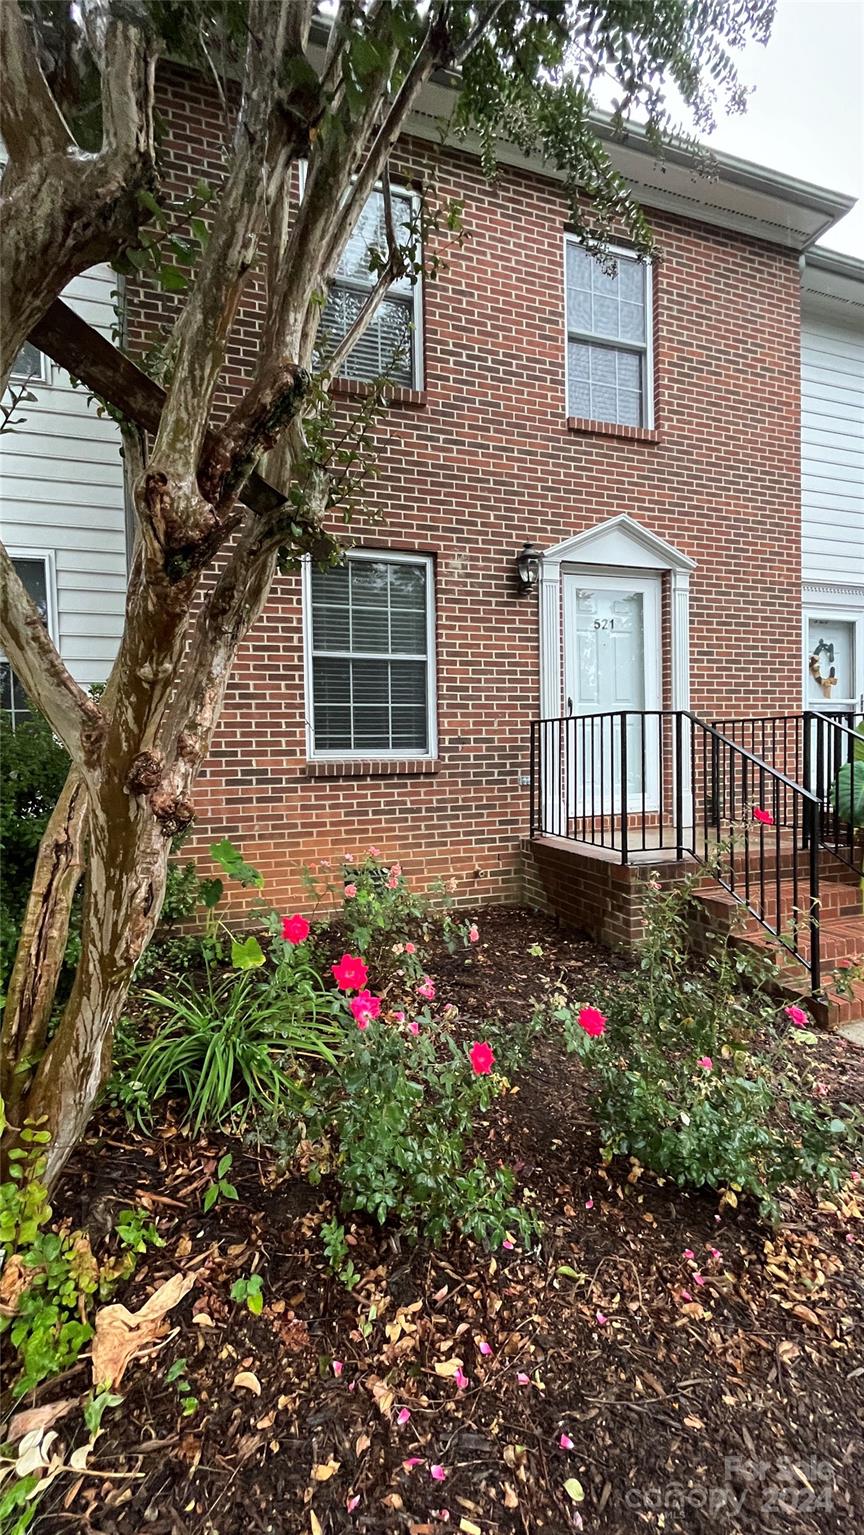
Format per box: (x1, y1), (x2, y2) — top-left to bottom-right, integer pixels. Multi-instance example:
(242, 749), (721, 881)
(683, 712), (821, 990)
(809, 713), (863, 876)
(529, 709), (823, 991)
(713, 711), (863, 877)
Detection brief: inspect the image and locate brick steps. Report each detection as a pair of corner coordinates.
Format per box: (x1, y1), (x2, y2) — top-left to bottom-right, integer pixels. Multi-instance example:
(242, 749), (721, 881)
(695, 860), (864, 1031)
(698, 878), (862, 927)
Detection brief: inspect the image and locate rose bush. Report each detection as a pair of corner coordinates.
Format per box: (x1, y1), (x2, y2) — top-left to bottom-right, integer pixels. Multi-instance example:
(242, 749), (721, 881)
(305, 1010), (534, 1253)
(553, 874), (861, 1219)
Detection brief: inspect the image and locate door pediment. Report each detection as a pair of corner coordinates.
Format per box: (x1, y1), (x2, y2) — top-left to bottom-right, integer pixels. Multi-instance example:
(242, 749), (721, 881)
(542, 514), (696, 574)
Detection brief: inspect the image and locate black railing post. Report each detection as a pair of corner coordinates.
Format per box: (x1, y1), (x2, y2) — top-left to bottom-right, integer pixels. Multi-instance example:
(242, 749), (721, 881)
(620, 712), (629, 865)
(675, 710), (684, 860)
(802, 711), (812, 848)
(529, 721), (536, 837)
(808, 799), (821, 995)
(710, 730), (720, 828)
(846, 718), (855, 865)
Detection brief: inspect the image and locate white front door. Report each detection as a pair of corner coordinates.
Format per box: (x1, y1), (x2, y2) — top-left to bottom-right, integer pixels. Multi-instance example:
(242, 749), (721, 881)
(804, 608), (864, 715)
(563, 572), (662, 812)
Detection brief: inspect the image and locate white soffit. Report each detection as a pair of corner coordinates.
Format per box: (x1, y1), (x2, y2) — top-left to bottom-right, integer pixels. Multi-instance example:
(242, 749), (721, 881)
(406, 77), (854, 254)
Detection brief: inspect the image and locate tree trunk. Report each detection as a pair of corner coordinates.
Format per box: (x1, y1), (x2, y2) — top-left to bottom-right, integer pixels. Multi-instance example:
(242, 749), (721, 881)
(0, 770), (88, 1128)
(21, 780), (172, 1186)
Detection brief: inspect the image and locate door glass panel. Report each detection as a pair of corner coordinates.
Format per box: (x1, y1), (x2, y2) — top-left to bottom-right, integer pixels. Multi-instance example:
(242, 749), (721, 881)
(807, 618), (855, 707)
(568, 586), (652, 809)
(573, 589), (645, 712)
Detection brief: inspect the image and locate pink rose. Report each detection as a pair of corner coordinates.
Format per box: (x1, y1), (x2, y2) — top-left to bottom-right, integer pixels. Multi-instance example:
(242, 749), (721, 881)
(281, 913), (310, 945)
(350, 990), (381, 1028)
(469, 1040), (495, 1075)
(332, 954), (369, 992)
(578, 1006), (606, 1038)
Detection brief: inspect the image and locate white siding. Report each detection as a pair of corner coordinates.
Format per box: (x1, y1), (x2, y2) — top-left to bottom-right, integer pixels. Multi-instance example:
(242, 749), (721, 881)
(0, 268), (127, 686)
(801, 306), (864, 586)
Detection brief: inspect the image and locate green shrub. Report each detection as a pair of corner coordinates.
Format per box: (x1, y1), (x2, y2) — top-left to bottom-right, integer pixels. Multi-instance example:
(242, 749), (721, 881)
(307, 1017), (534, 1253)
(0, 1125), (162, 1397)
(0, 711), (70, 987)
(555, 875), (860, 1219)
(302, 848), (480, 986)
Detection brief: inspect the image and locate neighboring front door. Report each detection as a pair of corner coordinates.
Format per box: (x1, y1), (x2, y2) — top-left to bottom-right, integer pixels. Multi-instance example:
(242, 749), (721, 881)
(805, 609), (864, 716)
(563, 571), (662, 814)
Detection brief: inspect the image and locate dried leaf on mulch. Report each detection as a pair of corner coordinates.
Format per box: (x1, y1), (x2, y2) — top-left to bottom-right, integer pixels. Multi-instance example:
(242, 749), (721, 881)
(91, 1269), (197, 1387)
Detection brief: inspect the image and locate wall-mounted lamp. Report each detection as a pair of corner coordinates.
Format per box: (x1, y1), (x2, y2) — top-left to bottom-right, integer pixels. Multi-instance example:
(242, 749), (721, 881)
(515, 541), (541, 593)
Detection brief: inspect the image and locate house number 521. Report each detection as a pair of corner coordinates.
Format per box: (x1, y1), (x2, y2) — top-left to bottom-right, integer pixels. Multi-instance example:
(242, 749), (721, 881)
(593, 619), (615, 629)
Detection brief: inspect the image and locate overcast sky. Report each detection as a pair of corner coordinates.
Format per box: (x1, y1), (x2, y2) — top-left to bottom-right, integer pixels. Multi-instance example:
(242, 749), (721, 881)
(691, 0), (863, 257)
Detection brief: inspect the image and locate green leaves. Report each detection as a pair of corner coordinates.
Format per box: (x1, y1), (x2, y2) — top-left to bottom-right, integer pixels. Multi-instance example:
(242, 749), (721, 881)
(130, 965), (342, 1135)
(83, 1389), (124, 1436)
(200, 878), (224, 910)
(210, 839), (264, 889)
(552, 874), (862, 1218)
(230, 1272), (264, 1315)
(830, 762), (864, 827)
(309, 1013), (534, 1253)
(202, 1152), (239, 1212)
(231, 935), (265, 971)
(2, 1129), (160, 1399)
(165, 1357), (198, 1416)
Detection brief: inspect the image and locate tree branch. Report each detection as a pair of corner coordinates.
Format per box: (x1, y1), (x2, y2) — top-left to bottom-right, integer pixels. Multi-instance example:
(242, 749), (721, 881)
(0, 544), (105, 762)
(0, 0), (74, 172)
(28, 299), (290, 520)
(0, 0), (159, 390)
(318, 170), (408, 380)
(0, 771), (89, 1122)
(149, 0), (295, 487)
(315, 15), (441, 287)
(96, 3), (157, 163)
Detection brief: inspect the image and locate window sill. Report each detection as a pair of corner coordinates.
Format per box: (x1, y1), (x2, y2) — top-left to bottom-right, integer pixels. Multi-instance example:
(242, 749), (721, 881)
(305, 757), (441, 779)
(330, 378), (426, 408)
(566, 416), (660, 443)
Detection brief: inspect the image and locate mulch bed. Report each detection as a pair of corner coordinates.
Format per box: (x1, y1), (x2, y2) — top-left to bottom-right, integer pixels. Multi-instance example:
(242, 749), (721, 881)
(16, 908), (864, 1534)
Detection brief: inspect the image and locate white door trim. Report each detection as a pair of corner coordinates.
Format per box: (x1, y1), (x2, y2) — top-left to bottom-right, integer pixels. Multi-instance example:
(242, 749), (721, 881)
(802, 586), (864, 713)
(538, 514), (695, 718)
(563, 569), (662, 811)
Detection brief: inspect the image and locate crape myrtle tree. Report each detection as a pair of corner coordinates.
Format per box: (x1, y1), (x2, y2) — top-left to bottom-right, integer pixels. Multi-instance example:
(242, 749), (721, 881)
(0, 0), (774, 1182)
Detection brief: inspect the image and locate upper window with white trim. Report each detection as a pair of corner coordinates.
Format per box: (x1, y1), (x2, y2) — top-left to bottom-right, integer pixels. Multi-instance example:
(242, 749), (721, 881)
(565, 241), (653, 427)
(0, 554), (54, 728)
(306, 551), (435, 758)
(317, 188), (422, 390)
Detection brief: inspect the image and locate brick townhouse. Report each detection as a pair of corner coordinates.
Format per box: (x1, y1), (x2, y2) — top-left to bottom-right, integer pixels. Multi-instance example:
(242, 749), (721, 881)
(2, 62), (863, 1005)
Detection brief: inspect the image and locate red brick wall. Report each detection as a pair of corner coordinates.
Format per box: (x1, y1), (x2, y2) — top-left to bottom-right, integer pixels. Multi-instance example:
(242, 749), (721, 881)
(126, 66), (803, 916)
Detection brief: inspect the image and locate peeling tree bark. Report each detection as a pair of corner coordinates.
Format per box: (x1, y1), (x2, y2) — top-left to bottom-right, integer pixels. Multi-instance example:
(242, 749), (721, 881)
(0, 774), (89, 1131)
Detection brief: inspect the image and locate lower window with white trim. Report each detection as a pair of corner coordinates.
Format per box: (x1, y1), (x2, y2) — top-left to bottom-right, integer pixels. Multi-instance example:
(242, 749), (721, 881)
(0, 552), (55, 728)
(305, 551), (436, 758)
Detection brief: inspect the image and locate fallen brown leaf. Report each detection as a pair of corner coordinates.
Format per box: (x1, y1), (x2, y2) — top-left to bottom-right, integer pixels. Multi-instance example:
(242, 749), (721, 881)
(233, 1370), (262, 1395)
(92, 1270), (197, 1387)
(0, 1254), (31, 1318)
(434, 1355), (464, 1377)
(8, 1398), (80, 1444)
(366, 1375), (395, 1416)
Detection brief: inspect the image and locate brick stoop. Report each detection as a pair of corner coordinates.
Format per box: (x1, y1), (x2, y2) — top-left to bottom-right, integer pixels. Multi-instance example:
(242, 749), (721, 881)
(694, 861), (864, 1030)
